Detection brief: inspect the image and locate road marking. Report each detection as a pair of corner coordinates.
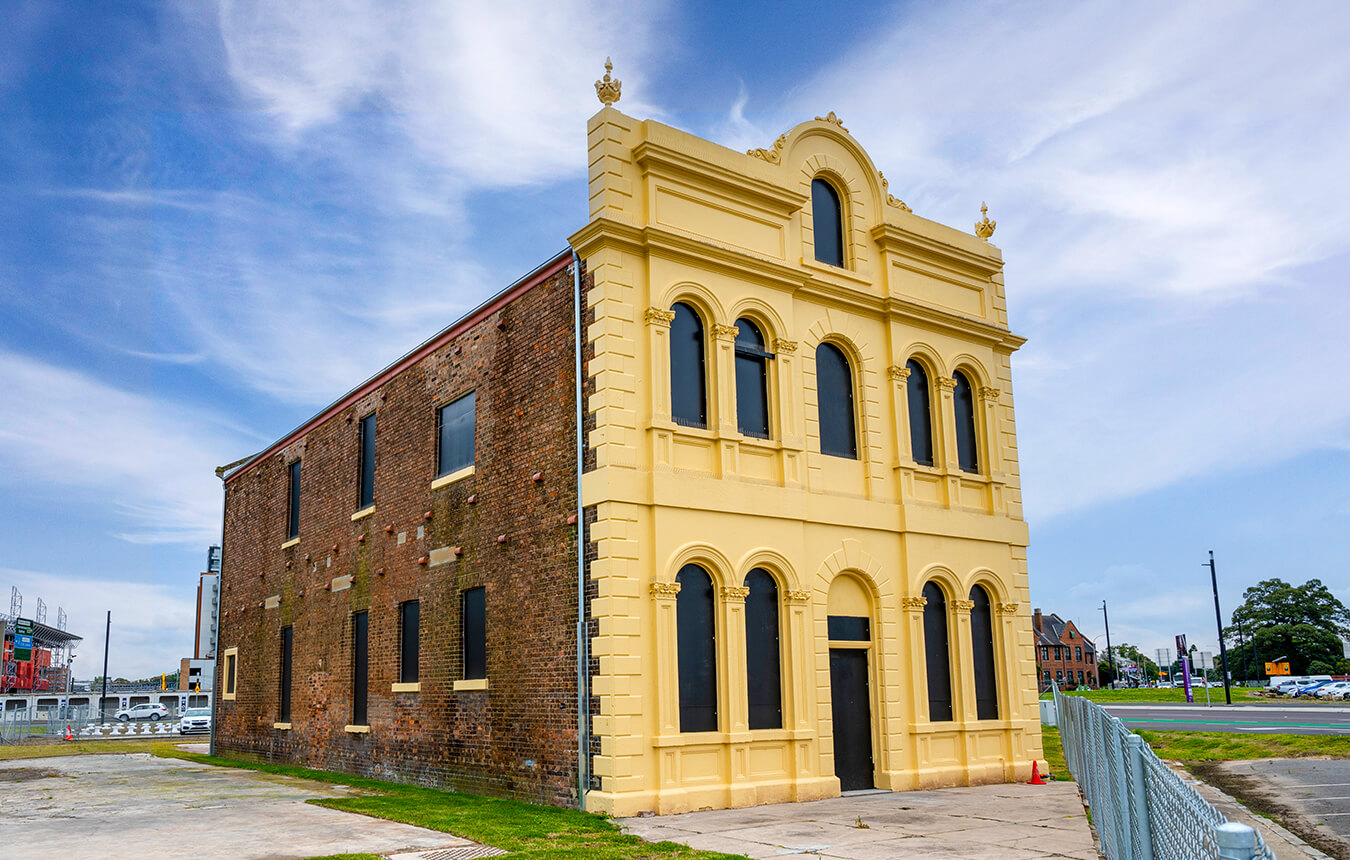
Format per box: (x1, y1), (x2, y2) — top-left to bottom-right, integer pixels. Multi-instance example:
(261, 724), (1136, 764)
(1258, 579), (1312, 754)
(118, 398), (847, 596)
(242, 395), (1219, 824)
(1234, 727), (1284, 732)
(1292, 783), (1350, 788)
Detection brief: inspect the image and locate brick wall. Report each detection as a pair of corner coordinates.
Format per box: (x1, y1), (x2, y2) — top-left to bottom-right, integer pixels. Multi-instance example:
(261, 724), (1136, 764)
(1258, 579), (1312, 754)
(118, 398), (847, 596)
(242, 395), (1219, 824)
(215, 260), (582, 805)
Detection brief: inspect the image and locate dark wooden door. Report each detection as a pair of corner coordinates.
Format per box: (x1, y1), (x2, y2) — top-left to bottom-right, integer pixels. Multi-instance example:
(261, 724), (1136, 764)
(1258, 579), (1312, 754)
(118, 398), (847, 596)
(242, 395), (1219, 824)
(830, 648), (874, 791)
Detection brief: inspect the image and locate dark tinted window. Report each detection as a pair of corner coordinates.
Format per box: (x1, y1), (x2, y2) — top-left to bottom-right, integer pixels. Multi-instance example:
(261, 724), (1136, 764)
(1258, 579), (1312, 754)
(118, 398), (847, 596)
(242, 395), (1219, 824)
(734, 319), (771, 439)
(462, 587), (486, 680)
(225, 653), (236, 695)
(676, 564), (717, 732)
(953, 372), (979, 473)
(400, 601), (419, 684)
(286, 460), (301, 539)
(816, 343), (857, 458)
(352, 611), (368, 725)
(922, 582), (953, 721)
(827, 616), (870, 641)
(812, 178), (844, 267)
(279, 626), (293, 723)
(436, 392), (475, 477)
(357, 413), (376, 509)
(906, 360), (934, 466)
(744, 569), (782, 730)
(970, 586), (998, 720)
(670, 303), (707, 428)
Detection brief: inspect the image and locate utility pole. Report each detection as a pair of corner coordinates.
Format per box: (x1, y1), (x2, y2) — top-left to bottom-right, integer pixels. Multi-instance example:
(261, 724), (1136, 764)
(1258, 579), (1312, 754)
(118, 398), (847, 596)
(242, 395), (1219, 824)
(100, 611), (111, 723)
(1101, 600), (1115, 689)
(1207, 551), (1233, 705)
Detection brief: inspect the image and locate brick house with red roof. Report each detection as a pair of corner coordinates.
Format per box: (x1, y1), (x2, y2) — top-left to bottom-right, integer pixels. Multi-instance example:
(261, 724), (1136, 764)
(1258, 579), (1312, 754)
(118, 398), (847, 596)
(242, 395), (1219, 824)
(1033, 609), (1097, 691)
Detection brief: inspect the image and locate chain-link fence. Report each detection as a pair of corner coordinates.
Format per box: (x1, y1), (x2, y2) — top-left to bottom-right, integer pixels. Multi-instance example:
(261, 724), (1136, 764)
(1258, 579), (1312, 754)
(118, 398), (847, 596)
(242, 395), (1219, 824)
(0, 703), (97, 743)
(1053, 685), (1277, 860)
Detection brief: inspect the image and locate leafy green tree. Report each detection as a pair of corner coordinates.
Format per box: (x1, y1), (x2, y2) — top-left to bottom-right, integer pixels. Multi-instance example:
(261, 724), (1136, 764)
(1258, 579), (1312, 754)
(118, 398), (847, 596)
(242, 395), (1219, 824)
(1110, 642), (1160, 682)
(1224, 578), (1350, 679)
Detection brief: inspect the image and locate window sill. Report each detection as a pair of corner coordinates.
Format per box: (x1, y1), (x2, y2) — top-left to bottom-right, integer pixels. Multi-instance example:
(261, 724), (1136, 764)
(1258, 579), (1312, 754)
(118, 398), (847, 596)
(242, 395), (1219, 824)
(281, 537), (300, 550)
(273, 722), (291, 730)
(344, 724), (370, 734)
(351, 505), (376, 522)
(453, 678), (489, 692)
(221, 694), (236, 702)
(391, 682), (420, 693)
(431, 465), (474, 490)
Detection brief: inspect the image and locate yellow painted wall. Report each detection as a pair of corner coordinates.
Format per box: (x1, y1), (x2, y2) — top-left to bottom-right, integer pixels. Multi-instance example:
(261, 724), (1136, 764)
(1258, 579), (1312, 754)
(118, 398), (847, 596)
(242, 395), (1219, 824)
(570, 105), (1041, 817)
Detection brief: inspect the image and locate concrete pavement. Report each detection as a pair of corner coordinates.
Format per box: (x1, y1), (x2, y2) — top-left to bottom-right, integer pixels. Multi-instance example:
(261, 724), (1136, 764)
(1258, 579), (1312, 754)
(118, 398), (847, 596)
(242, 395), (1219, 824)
(0, 753), (481, 860)
(619, 781), (1099, 859)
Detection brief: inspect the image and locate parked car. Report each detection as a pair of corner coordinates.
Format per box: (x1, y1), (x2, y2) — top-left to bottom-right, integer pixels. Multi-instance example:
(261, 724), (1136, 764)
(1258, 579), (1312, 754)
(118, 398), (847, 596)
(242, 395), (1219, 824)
(1292, 681), (1334, 698)
(1315, 682), (1350, 699)
(114, 703), (170, 722)
(178, 707), (211, 735)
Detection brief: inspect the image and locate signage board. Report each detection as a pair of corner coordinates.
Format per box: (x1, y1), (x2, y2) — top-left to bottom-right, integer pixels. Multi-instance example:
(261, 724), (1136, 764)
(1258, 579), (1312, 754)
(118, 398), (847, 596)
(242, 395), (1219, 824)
(1265, 661), (1291, 676)
(14, 617), (34, 635)
(13, 633), (33, 662)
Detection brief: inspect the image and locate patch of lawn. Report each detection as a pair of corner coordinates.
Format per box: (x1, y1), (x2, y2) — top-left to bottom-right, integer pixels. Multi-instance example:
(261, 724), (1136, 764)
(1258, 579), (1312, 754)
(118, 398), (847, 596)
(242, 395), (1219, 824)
(1136, 730), (1350, 761)
(1042, 687), (1268, 704)
(0, 740), (183, 760)
(1039, 726), (1069, 781)
(159, 749), (748, 860)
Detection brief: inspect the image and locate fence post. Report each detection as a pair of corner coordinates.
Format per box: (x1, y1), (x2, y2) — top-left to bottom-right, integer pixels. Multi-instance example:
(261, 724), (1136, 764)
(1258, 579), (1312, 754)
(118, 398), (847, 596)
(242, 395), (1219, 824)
(1215, 822), (1258, 860)
(1126, 734), (1154, 860)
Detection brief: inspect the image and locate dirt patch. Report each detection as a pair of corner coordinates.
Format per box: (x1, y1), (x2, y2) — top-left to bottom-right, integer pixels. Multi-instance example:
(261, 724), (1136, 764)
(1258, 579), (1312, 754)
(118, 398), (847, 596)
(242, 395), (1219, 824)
(0, 768), (60, 782)
(1190, 761), (1350, 860)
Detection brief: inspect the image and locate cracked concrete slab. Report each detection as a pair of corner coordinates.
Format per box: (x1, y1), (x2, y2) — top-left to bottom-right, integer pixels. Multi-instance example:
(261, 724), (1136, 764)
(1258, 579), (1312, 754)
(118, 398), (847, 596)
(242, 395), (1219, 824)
(0, 753), (469, 860)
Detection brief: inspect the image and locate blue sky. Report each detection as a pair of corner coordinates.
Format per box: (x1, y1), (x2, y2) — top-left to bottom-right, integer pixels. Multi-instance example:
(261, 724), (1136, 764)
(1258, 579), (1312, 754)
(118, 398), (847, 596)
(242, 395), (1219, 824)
(2, 1), (1348, 680)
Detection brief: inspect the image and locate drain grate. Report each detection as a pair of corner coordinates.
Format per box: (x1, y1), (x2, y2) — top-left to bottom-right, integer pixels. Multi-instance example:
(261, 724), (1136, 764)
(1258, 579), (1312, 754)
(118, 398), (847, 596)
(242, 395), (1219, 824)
(388, 847), (507, 860)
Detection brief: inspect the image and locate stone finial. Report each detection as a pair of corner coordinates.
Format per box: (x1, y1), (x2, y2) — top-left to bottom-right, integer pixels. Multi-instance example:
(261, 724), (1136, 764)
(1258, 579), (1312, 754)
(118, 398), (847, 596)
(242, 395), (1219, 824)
(975, 202), (996, 241)
(595, 57), (622, 107)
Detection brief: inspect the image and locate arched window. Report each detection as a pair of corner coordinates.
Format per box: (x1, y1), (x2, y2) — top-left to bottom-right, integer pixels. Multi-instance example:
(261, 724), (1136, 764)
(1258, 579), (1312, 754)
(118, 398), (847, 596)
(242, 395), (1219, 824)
(816, 343), (857, 458)
(670, 303), (707, 428)
(953, 371), (979, 473)
(734, 319), (771, 439)
(811, 178), (844, 267)
(906, 360), (934, 466)
(922, 582), (953, 721)
(676, 564), (718, 732)
(744, 568), (782, 730)
(969, 586), (999, 720)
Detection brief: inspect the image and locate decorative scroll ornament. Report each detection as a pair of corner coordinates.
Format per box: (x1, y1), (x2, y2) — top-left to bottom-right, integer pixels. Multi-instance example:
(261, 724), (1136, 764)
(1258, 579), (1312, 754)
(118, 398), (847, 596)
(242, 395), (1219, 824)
(785, 590), (813, 603)
(721, 586), (751, 601)
(953, 599), (976, 612)
(748, 133), (787, 164)
(979, 386), (1002, 402)
(878, 172), (912, 213)
(887, 365), (911, 382)
(712, 323), (740, 340)
(975, 202), (996, 241)
(901, 596), (928, 610)
(815, 111), (848, 132)
(998, 602), (1021, 615)
(772, 338), (798, 354)
(935, 376), (958, 392)
(650, 581), (681, 598)
(595, 57), (622, 107)
(645, 307), (675, 327)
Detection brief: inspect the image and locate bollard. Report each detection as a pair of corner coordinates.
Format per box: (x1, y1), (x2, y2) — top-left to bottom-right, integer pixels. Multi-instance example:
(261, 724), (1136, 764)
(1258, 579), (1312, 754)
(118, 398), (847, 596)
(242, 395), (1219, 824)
(1216, 821), (1259, 860)
(1126, 735), (1155, 860)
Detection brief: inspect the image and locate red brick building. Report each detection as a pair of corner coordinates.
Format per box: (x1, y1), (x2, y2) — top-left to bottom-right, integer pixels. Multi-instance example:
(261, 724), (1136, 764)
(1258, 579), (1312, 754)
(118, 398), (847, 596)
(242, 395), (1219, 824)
(214, 255), (586, 805)
(1033, 609), (1097, 691)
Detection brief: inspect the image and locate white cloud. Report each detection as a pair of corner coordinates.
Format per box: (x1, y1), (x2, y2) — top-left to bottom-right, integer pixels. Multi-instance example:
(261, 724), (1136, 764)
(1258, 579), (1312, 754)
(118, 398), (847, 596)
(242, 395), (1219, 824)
(0, 567), (197, 681)
(0, 349), (251, 545)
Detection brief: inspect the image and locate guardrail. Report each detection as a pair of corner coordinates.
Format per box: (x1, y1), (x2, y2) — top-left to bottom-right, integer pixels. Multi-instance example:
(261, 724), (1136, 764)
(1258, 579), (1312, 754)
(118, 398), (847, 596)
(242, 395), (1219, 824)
(1053, 685), (1276, 860)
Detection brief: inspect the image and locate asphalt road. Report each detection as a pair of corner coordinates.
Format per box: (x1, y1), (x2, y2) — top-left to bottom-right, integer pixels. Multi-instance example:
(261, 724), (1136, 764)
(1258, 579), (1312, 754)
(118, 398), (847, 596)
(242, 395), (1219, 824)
(1103, 702), (1350, 735)
(1218, 757), (1350, 844)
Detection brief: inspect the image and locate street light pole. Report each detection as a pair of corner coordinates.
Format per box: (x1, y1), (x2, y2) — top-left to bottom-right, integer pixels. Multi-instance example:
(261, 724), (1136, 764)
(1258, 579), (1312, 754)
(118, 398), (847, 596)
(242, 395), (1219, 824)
(1207, 551), (1233, 705)
(1101, 600), (1115, 689)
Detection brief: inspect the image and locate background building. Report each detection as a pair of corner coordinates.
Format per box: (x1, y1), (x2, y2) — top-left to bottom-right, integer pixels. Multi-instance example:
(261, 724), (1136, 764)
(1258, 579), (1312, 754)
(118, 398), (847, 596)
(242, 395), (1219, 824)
(1033, 609), (1097, 691)
(215, 75), (1042, 814)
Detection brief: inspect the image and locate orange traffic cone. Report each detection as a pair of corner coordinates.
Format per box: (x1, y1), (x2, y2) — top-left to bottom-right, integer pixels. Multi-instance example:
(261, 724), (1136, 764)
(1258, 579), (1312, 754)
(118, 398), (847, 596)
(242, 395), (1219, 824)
(1027, 760), (1047, 785)
(63, 724), (73, 741)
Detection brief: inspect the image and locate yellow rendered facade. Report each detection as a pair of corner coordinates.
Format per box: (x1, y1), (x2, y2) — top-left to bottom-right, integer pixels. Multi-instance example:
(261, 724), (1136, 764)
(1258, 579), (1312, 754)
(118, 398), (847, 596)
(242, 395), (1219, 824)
(569, 105), (1042, 817)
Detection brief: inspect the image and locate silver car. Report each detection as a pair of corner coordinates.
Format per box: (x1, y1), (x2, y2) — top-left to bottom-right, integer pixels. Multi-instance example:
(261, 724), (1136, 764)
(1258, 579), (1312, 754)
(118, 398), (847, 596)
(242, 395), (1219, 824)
(179, 707), (212, 735)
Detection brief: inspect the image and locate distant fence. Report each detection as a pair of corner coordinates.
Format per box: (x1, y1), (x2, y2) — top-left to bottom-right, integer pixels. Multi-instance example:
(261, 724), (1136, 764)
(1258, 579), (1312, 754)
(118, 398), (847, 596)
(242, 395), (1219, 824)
(1053, 685), (1277, 860)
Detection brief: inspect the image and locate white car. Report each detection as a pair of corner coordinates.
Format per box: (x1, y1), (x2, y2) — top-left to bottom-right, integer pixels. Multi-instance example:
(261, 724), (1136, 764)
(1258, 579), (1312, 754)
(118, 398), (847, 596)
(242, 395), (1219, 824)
(178, 707), (212, 734)
(114, 703), (170, 722)
(1315, 682), (1350, 699)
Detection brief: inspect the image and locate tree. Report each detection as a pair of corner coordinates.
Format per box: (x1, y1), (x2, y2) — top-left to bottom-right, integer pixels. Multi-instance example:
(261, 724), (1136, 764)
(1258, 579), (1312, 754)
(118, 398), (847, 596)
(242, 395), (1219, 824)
(1110, 642), (1160, 683)
(1224, 578), (1350, 679)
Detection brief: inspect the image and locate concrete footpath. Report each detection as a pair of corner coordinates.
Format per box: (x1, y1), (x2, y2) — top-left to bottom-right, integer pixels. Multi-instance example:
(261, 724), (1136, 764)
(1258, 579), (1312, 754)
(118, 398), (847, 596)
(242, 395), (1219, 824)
(620, 781), (1099, 859)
